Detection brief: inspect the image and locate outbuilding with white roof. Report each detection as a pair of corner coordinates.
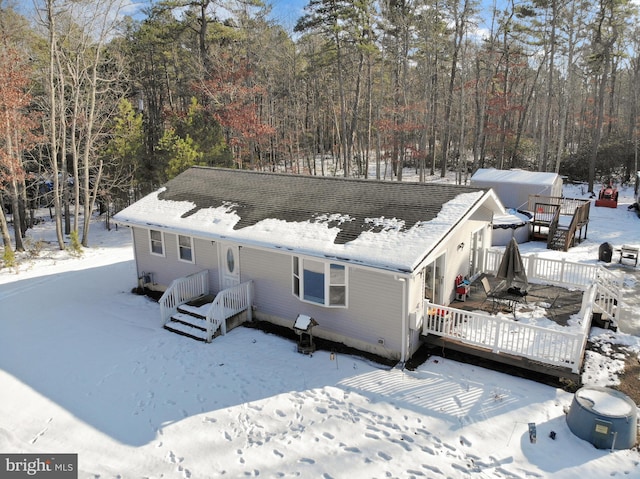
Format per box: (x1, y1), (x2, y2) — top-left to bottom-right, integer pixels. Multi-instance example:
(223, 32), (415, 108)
(470, 168), (563, 211)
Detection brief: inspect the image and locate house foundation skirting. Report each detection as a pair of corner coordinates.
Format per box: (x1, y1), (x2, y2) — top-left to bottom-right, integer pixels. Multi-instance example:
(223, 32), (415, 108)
(422, 334), (581, 384)
(252, 311), (402, 361)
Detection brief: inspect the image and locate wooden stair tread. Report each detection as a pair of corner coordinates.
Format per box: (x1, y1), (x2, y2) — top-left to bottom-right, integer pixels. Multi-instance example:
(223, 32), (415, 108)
(170, 312), (208, 330)
(164, 321), (208, 341)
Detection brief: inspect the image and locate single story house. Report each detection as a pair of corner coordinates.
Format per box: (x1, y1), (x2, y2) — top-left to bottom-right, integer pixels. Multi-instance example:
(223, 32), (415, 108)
(114, 167), (504, 363)
(470, 168), (563, 211)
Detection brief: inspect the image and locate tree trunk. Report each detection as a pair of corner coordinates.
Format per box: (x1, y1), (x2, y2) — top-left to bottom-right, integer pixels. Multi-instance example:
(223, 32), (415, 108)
(539, 0), (557, 172)
(589, 68), (610, 192)
(441, 0), (470, 178)
(0, 192), (13, 253)
(45, 0), (65, 250)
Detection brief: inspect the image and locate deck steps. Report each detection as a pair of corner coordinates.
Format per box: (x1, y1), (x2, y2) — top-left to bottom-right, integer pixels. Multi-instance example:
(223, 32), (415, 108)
(548, 228), (570, 250)
(163, 297), (215, 342)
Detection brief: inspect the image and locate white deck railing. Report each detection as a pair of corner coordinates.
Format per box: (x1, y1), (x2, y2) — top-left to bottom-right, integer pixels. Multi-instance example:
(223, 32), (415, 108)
(205, 280), (254, 342)
(485, 250), (622, 295)
(159, 270), (209, 325)
(423, 299), (590, 374)
(593, 273), (619, 322)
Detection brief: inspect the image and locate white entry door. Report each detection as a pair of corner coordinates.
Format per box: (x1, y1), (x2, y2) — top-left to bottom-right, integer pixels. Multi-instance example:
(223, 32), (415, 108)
(218, 243), (240, 289)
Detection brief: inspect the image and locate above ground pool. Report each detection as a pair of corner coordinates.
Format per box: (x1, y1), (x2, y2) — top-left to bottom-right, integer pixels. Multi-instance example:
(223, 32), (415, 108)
(492, 209), (533, 246)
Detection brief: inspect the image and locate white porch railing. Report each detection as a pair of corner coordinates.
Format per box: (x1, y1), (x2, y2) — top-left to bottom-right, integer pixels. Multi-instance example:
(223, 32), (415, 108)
(485, 250), (623, 317)
(423, 298), (591, 374)
(593, 272), (619, 323)
(204, 280), (254, 342)
(159, 270), (209, 325)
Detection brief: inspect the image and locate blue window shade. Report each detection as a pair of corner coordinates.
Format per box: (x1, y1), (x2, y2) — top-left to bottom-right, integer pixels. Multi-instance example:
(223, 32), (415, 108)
(303, 270), (325, 304)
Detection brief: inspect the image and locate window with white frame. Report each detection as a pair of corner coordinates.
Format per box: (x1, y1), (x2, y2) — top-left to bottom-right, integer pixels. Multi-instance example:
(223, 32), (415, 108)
(293, 257), (347, 307)
(178, 235), (194, 262)
(149, 229), (164, 256)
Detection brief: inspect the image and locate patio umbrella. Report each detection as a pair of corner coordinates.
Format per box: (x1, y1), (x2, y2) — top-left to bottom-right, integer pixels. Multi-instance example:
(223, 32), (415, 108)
(496, 237), (529, 292)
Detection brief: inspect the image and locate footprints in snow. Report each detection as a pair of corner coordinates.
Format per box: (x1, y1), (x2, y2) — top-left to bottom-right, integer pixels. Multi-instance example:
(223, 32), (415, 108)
(149, 387), (544, 479)
(166, 450), (191, 478)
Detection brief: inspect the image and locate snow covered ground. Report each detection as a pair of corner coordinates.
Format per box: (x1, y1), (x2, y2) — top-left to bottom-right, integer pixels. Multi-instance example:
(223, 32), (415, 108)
(1, 177), (640, 478)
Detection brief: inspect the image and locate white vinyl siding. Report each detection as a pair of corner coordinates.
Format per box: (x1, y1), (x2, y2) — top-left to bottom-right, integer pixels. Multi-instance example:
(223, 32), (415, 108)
(293, 257), (347, 308)
(132, 228), (218, 290)
(241, 247), (402, 356)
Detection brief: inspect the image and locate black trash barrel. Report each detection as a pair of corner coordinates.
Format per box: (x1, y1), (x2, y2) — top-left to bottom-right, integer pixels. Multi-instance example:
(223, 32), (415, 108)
(599, 242), (613, 262)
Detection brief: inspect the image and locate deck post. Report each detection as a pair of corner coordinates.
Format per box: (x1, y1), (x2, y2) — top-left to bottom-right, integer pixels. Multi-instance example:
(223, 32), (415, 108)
(527, 254), (536, 280)
(492, 320), (501, 353)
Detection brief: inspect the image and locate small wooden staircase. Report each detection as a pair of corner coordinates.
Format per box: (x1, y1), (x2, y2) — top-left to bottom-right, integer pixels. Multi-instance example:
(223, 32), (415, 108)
(529, 196), (591, 252)
(164, 294), (216, 342)
(159, 272), (254, 343)
(547, 223), (571, 251)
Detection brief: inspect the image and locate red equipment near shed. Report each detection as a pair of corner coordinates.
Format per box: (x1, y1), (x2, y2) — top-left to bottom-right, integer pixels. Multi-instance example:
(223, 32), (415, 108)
(595, 181), (619, 208)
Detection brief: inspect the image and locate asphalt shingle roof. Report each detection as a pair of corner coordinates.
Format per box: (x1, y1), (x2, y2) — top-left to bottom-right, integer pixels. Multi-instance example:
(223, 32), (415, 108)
(115, 166), (494, 272)
(158, 167), (489, 245)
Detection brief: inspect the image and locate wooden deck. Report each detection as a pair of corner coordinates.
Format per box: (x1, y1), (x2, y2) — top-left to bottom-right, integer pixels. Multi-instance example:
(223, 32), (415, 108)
(421, 276), (586, 383)
(455, 276), (584, 327)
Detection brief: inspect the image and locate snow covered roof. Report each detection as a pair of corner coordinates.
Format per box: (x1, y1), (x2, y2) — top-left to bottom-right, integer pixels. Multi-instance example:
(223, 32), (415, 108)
(114, 167), (496, 272)
(470, 168), (563, 210)
(471, 168), (561, 187)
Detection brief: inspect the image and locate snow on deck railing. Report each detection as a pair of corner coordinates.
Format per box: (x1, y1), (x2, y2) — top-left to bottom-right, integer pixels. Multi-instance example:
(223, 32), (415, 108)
(593, 273), (619, 323)
(205, 280), (253, 342)
(423, 266), (618, 375)
(485, 250), (622, 290)
(159, 270), (209, 325)
(527, 195), (590, 216)
(486, 251), (623, 322)
(423, 302), (585, 373)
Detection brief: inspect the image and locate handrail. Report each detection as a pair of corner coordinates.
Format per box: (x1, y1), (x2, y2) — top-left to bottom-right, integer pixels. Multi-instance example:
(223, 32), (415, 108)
(204, 280), (253, 342)
(532, 202), (560, 226)
(528, 195), (590, 216)
(553, 201), (591, 251)
(546, 207), (562, 249)
(564, 210), (579, 251)
(593, 270), (620, 322)
(485, 251), (622, 289)
(159, 270), (209, 325)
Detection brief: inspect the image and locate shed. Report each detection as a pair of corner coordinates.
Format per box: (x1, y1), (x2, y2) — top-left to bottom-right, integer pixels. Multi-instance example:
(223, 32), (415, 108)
(470, 169), (563, 211)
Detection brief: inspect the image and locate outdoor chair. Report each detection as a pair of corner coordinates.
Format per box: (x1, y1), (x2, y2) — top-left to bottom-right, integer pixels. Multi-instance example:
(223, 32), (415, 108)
(480, 277), (499, 311)
(619, 245), (639, 267)
(481, 277), (524, 318)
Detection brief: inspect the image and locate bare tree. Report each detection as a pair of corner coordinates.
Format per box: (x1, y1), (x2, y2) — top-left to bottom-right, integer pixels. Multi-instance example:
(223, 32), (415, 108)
(37, 0), (129, 247)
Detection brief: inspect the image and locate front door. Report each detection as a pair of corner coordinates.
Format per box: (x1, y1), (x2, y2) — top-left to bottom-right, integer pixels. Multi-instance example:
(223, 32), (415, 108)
(218, 243), (240, 289)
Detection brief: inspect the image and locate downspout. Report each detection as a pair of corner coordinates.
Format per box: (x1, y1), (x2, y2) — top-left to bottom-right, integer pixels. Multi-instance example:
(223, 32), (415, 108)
(130, 226), (140, 279)
(395, 276), (407, 366)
